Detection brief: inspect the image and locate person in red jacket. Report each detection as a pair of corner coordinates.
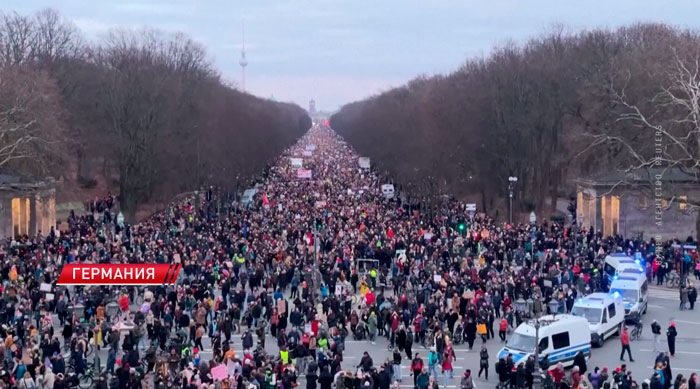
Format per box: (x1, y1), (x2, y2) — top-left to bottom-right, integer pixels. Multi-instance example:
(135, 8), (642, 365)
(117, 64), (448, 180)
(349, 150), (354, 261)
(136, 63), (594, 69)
(499, 318), (508, 342)
(549, 363), (565, 385)
(619, 326), (634, 362)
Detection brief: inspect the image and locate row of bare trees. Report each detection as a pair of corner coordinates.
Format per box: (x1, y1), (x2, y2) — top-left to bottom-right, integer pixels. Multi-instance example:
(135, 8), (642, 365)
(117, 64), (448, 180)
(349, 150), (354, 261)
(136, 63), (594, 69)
(331, 23), (700, 221)
(0, 9), (311, 221)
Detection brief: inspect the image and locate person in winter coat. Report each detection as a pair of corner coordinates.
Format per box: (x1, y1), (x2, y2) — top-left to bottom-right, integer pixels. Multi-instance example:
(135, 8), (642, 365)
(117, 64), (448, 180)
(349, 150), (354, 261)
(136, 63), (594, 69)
(465, 319), (477, 351)
(652, 320), (662, 353)
(392, 348), (403, 383)
(573, 351), (588, 375)
(620, 326), (634, 362)
(319, 367), (334, 389)
(18, 371), (36, 389)
(411, 353), (424, 389)
(368, 313), (378, 344)
(588, 367), (602, 389)
(571, 366), (582, 389)
(306, 369), (319, 389)
(442, 348), (454, 387)
(496, 357), (510, 387)
(416, 368), (430, 389)
(460, 370), (474, 389)
(680, 288), (689, 310)
(667, 323), (678, 357)
(689, 284), (697, 310)
(652, 372), (666, 389)
(478, 346), (489, 380)
(405, 330), (413, 360)
(499, 317), (508, 342)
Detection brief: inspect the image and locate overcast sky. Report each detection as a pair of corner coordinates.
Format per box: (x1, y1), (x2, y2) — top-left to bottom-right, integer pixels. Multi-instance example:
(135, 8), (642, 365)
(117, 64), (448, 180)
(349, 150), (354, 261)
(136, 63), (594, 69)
(8, 1), (700, 111)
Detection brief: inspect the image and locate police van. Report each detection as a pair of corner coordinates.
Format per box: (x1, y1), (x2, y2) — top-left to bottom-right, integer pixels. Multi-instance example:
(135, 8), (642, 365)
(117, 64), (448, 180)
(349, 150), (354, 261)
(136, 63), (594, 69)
(609, 274), (649, 317)
(571, 293), (625, 347)
(604, 254), (644, 284)
(498, 314), (591, 368)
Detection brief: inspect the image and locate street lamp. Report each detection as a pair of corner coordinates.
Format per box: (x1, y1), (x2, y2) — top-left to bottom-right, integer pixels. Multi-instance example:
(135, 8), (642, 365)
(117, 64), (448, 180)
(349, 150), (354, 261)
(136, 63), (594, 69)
(106, 301), (120, 322)
(515, 297), (527, 314)
(508, 176), (518, 224)
(531, 316), (555, 387)
(548, 299), (560, 316)
(69, 303), (85, 320)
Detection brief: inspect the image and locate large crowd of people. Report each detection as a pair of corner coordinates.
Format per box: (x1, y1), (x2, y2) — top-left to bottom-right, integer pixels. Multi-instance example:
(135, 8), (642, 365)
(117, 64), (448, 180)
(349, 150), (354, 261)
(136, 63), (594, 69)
(0, 126), (698, 389)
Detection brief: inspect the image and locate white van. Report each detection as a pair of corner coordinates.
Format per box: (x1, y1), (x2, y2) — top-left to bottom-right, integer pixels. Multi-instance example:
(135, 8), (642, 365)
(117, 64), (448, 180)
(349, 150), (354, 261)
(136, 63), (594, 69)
(498, 314), (591, 368)
(604, 254), (644, 283)
(571, 293), (625, 347)
(609, 274), (649, 317)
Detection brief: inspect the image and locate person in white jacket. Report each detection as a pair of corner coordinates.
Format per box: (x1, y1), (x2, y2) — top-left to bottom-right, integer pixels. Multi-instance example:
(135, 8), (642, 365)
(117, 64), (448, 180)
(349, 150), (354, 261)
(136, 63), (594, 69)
(18, 371), (37, 389)
(37, 366), (55, 389)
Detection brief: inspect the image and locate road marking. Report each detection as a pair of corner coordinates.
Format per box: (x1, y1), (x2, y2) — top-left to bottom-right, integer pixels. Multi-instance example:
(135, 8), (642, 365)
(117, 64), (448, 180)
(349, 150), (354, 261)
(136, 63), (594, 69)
(641, 349), (700, 355)
(647, 304), (665, 309)
(647, 366), (697, 371)
(672, 319), (700, 325)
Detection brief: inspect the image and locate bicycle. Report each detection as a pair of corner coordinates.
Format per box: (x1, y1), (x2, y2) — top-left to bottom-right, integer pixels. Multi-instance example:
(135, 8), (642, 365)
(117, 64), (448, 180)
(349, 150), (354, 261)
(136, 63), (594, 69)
(665, 271), (681, 289)
(78, 366), (96, 388)
(630, 324), (643, 341)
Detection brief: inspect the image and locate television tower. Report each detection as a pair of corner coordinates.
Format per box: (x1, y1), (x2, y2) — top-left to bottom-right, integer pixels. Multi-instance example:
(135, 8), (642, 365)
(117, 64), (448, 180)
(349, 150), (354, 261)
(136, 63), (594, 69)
(239, 23), (248, 92)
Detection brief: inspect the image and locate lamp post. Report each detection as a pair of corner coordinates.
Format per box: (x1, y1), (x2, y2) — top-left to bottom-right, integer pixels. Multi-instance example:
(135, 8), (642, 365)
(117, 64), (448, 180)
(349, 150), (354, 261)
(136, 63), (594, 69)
(69, 303), (85, 320)
(508, 176), (518, 224)
(106, 301), (120, 322)
(548, 299), (560, 316)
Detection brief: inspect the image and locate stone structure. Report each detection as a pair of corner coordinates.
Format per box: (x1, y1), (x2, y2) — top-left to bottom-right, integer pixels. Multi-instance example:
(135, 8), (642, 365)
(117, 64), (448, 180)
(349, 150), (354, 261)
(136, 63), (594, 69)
(576, 169), (698, 241)
(0, 174), (56, 238)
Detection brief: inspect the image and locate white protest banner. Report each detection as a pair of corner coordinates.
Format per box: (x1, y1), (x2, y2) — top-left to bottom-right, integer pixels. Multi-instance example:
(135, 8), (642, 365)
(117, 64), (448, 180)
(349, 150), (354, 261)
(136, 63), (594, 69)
(381, 184), (395, 199)
(359, 157), (371, 169)
(297, 169), (312, 179)
(290, 158), (303, 169)
(40, 283), (52, 292)
(303, 151), (312, 157)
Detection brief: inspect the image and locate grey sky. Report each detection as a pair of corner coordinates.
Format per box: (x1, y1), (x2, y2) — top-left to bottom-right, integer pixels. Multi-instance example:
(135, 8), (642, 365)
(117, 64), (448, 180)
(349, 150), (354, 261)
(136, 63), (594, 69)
(7, 1), (700, 111)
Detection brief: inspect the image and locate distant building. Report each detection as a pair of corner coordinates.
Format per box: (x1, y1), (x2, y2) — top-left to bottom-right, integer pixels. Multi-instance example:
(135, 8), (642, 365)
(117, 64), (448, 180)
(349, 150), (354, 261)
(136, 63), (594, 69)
(0, 174), (56, 238)
(576, 169), (697, 240)
(309, 99), (316, 116)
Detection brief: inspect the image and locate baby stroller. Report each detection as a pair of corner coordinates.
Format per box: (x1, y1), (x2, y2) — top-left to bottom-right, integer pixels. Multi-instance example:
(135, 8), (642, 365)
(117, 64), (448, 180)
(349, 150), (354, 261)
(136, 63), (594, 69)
(354, 322), (368, 341)
(452, 323), (464, 345)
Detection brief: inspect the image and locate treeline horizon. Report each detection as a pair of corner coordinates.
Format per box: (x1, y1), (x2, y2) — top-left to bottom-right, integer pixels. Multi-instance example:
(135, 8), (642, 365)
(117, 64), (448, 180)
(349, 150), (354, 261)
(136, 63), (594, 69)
(331, 23), (700, 219)
(0, 9), (311, 221)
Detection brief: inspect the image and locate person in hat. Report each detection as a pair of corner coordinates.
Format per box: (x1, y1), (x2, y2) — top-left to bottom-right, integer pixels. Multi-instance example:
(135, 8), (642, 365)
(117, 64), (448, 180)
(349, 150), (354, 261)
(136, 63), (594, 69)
(667, 322), (678, 357)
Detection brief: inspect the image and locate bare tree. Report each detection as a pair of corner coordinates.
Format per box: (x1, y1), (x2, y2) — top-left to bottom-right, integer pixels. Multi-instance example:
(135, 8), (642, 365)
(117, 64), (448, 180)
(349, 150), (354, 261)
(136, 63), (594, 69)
(0, 66), (65, 175)
(582, 49), (700, 239)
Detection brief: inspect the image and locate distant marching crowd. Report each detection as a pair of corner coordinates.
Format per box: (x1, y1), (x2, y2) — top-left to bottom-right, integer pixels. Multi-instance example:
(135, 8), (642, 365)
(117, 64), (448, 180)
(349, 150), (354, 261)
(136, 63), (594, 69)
(0, 125), (697, 389)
